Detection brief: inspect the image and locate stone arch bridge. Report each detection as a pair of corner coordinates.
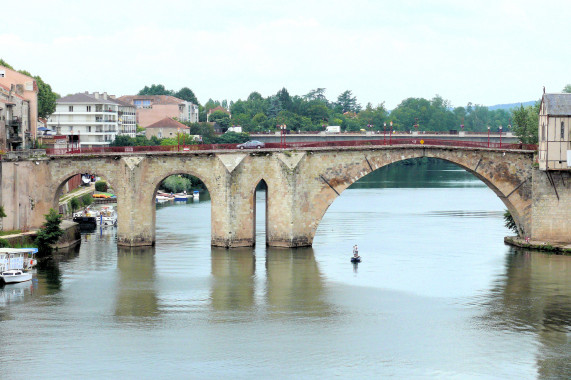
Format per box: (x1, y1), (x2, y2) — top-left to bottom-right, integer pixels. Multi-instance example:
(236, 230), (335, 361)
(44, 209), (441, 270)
(2, 145), (569, 247)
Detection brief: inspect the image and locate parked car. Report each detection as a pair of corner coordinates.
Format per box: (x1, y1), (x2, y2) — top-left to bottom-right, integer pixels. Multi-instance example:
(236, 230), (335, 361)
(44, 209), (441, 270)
(237, 140), (265, 149)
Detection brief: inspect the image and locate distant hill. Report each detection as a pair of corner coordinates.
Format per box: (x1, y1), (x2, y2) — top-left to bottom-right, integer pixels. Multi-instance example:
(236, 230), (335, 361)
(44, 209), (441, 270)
(488, 101), (537, 111)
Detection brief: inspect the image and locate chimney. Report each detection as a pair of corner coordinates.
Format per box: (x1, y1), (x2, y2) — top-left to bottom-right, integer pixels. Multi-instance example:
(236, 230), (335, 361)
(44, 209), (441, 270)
(103, 92), (108, 100)
(93, 92), (99, 99)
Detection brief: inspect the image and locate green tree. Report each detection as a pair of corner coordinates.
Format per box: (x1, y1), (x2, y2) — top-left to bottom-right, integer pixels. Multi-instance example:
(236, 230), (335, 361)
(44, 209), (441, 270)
(209, 110), (231, 130)
(276, 87), (293, 111)
(336, 90), (361, 113)
(563, 84), (571, 93)
(69, 197), (80, 212)
(35, 208), (64, 256)
(175, 87), (199, 104)
(138, 84), (173, 96)
(81, 194), (93, 207)
(35, 75), (57, 118)
(303, 88), (329, 105)
(511, 103), (539, 144)
(215, 132), (250, 144)
(110, 135), (135, 146)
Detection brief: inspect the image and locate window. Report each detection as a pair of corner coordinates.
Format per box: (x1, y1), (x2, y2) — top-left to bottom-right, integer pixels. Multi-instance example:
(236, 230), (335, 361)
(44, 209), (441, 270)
(88, 126), (91, 132)
(69, 106), (74, 112)
(87, 106), (91, 112)
(0, 70), (5, 78)
(542, 123), (546, 141)
(561, 121), (565, 140)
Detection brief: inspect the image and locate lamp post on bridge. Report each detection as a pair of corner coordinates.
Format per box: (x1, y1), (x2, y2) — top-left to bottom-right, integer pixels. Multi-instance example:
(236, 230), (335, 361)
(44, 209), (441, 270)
(499, 125), (503, 148)
(383, 122), (386, 145)
(487, 126), (490, 148)
(389, 121), (393, 145)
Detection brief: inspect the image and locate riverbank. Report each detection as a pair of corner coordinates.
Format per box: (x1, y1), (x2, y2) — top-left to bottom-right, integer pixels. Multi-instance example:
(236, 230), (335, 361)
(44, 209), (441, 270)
(505, 236), (571, 254)
(1, 220), (81, 249)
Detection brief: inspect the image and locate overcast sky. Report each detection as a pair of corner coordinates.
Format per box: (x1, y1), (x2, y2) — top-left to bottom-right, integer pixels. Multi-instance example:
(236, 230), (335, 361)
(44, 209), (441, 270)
(2, 0), (569, 109)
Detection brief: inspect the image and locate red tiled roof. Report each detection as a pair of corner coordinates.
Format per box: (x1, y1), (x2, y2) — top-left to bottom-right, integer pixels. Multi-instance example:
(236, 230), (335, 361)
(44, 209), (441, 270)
(207, 106), (229, 114)
(145, 117), (189, 129)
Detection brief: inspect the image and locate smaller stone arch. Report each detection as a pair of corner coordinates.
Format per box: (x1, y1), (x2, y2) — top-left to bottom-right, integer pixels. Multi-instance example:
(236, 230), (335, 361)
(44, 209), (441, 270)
(252, 179), (269, 246)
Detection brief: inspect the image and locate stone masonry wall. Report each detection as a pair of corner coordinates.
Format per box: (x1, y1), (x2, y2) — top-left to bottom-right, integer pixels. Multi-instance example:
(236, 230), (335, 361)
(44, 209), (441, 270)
(531, 169), (571, 242)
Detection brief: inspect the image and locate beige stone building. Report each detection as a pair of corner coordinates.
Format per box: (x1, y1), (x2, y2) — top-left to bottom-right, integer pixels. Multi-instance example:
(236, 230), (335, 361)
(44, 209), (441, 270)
(538, 93), (571, 170)
(0, 83), (32, 151)
(0, 66), (38, 143)
(145, 117), (189, 139)
(117, 95), (199, 128)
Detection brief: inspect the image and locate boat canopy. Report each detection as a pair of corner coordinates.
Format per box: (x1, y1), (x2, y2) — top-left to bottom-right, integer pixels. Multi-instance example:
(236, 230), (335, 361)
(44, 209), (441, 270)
(0, 248), (38, 254)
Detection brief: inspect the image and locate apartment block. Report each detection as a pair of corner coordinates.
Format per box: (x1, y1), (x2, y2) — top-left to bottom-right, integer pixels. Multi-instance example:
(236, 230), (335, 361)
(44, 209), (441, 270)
(117, 95), (199, 128)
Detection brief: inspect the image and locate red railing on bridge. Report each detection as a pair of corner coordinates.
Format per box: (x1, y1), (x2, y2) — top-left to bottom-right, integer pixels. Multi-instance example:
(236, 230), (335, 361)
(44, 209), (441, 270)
(45, 138), (537, 155)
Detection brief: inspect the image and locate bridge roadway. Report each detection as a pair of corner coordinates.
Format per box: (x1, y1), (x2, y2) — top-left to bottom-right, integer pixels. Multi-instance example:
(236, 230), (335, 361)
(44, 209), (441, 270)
(2, 143), (569, 248)
(251, 131), (518, 145)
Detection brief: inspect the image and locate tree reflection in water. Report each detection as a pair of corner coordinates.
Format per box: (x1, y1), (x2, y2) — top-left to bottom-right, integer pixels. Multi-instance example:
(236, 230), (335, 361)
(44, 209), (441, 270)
(479, 247), (571, 379)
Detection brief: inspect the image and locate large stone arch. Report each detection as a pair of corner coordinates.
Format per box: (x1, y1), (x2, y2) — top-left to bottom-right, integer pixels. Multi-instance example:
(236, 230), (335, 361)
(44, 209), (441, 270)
(297, 146), (533, 246)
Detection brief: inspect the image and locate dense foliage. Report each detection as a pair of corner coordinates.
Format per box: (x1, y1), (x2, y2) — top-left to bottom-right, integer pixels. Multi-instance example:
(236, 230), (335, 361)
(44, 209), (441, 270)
(160, 174), (206, 193)
(511, 102), (540, 144)
(503, 210), (519, 235)
(224, 88), (515, 134)
(95, 181), (108, 192)
(35, 208), (64, 256)
(138, 84), (199, 105)
(135, 83), (551, 142)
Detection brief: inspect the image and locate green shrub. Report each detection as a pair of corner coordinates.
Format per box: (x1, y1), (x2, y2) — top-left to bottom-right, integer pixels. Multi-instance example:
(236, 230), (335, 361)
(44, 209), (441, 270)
(35, 208), (64, 256)
(69, 197), (80, 212)
(81, 194), (93, 206)
(503, 210), (518, 234)
(95, 180), (108, 192)
(0, 238), (9, 248)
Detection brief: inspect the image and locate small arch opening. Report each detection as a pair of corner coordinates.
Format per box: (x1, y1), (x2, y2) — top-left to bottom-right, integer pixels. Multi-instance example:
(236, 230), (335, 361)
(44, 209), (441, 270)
(55, 172), (116, 226)
(254, 180), (268, 247)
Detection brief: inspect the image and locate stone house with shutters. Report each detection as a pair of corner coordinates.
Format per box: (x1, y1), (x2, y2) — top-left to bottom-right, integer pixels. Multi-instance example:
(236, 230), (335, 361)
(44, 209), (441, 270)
(538, 93), (571, 171)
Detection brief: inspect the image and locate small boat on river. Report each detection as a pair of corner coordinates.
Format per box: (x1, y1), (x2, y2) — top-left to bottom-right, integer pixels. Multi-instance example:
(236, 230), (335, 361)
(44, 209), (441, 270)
(0, 248), (38, 272)
(0, 269), (32, 284)
(73, 205), (117, 226)
(193, 190), (200, 200)
(351, 244), (361, 263)
(174, 192), (189, 201)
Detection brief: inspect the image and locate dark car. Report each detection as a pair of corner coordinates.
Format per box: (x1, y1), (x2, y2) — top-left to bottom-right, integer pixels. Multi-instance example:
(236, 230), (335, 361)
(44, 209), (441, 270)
(237, 140), (265, 149)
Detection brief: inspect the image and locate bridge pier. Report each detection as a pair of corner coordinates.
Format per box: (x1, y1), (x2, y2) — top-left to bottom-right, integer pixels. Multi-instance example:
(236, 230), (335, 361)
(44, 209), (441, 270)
(117, 157), (155, 246)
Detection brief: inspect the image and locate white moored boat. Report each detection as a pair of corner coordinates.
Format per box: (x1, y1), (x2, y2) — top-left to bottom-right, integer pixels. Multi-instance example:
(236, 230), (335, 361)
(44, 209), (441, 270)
(0, 248), (38, 272)
(1, 269), (32, 284)
(73, 206), (117, 226)
(0, 269), (32, 284)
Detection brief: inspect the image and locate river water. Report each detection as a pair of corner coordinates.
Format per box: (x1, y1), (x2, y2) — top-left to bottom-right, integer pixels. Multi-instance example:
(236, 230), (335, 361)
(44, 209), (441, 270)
(1, 161), (570, 379)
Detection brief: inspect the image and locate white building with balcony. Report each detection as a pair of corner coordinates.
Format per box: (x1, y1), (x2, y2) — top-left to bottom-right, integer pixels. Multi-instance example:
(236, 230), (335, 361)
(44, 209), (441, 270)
(47, 92), (127, 147)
